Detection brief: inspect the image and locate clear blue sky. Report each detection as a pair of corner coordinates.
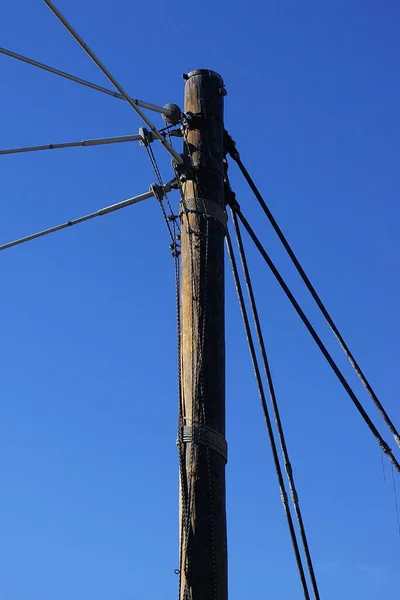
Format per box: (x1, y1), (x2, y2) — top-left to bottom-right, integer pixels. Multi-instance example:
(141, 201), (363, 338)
(0, 1), (399, 598)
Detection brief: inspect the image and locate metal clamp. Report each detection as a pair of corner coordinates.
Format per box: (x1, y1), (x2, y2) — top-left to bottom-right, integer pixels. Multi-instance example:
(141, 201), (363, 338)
(179, 425), (228, 463)
(180, 198), (228, 230)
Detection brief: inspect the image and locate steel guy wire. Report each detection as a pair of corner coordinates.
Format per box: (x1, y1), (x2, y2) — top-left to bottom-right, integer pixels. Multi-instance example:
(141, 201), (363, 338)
(43, 0), (183, 164)
(235, 208), (400, 474)
(226, 134), (400, 450)
(0, 46), (176, 119)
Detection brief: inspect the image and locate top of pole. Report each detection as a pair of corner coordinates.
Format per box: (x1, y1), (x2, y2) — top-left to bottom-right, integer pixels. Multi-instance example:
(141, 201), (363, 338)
(185, 69), (224, 82)
(183, 70), (226, 193)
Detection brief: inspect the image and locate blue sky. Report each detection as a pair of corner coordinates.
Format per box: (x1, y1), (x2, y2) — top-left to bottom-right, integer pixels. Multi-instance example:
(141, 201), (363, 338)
(0, 1), (399, 598)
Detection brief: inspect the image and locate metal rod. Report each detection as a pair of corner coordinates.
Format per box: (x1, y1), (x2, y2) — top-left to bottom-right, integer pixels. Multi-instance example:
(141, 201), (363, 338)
(43, 1), (183, 163)
(0, 134), (143, 156)
(0, 187), (160, 253)
(0, 46), (176, 119)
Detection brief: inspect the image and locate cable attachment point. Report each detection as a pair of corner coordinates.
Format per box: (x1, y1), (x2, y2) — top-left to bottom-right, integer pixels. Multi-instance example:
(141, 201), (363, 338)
(183, 111), (203, 131)
(150, 183), (165, 202)
(171, 155), (194, 182)
(224, 183), (240, 212)
(139, 127), (154, 147)
(169, 242), (181, 258)
(224, 130), (240, 160)
(165, 177), (180, 191)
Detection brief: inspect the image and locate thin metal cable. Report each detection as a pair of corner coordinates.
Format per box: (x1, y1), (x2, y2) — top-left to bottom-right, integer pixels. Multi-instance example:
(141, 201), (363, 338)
(226, 228), (311, 600)
(144, 152), (186, 588)
(381, 451), (386, 483)
(43, 0), (183, 164)
(175, 250), (187, 598)
(182, 123), (218, 597)
(235, 208), (400, 474)
(226, 138), (400, 449)
(0, 46), (174, 119)
(171, 140), (195, 600)
(171, 130), (184, 598)
(0, 189), (155, 252)
(150, 144), (178, 238)
(144, 140), (185, 594)
(199, 218), (218, 600)
(173, 164), (195, 599)
(144, 144), (176, 245)
(166, 127), (181, 236)
(391, 465), (400, 537)
(230, 207), (321, 600)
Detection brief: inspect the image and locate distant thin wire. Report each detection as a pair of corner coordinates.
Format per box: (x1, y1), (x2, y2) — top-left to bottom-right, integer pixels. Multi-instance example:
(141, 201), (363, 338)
(175, 250), (186, 599)
(43, 0), (183, 164)
(391, 465), (400, 537)
(0, 189), (155, 252)
(381, 451), (386, 483)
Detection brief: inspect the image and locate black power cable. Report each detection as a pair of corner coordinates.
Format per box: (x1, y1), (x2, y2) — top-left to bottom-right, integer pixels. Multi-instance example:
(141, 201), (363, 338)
(226, 229), (312, 600)
(233, 208), (400, 474)
(229, 206), (321, 600)
(226, 133), (400, 450)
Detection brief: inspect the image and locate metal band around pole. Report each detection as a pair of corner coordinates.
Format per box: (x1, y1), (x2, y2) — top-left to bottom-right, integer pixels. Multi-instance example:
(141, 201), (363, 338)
(179, 425), (228, 463)
(180, 197), (228, 230)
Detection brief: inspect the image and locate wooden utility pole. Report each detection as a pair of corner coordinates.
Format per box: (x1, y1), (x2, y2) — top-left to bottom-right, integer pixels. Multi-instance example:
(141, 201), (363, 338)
(179, 70), (227, 600)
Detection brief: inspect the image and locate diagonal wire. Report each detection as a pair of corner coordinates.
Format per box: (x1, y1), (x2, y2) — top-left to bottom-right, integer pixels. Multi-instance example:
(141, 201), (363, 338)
(226, 136), (400, 449)
(226, 227), (311, 600)
(144, 144), (176, 246)
(381, 451), (386, 483)
(234, 208), (400, 474)
(0, 134), (143, 156)
(43, 0), (183, 164)
(391, 465), (400, 538)
(0, 188), (157, 253)
(230, 206), (321, 600)
(0, 46), (174, 119)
